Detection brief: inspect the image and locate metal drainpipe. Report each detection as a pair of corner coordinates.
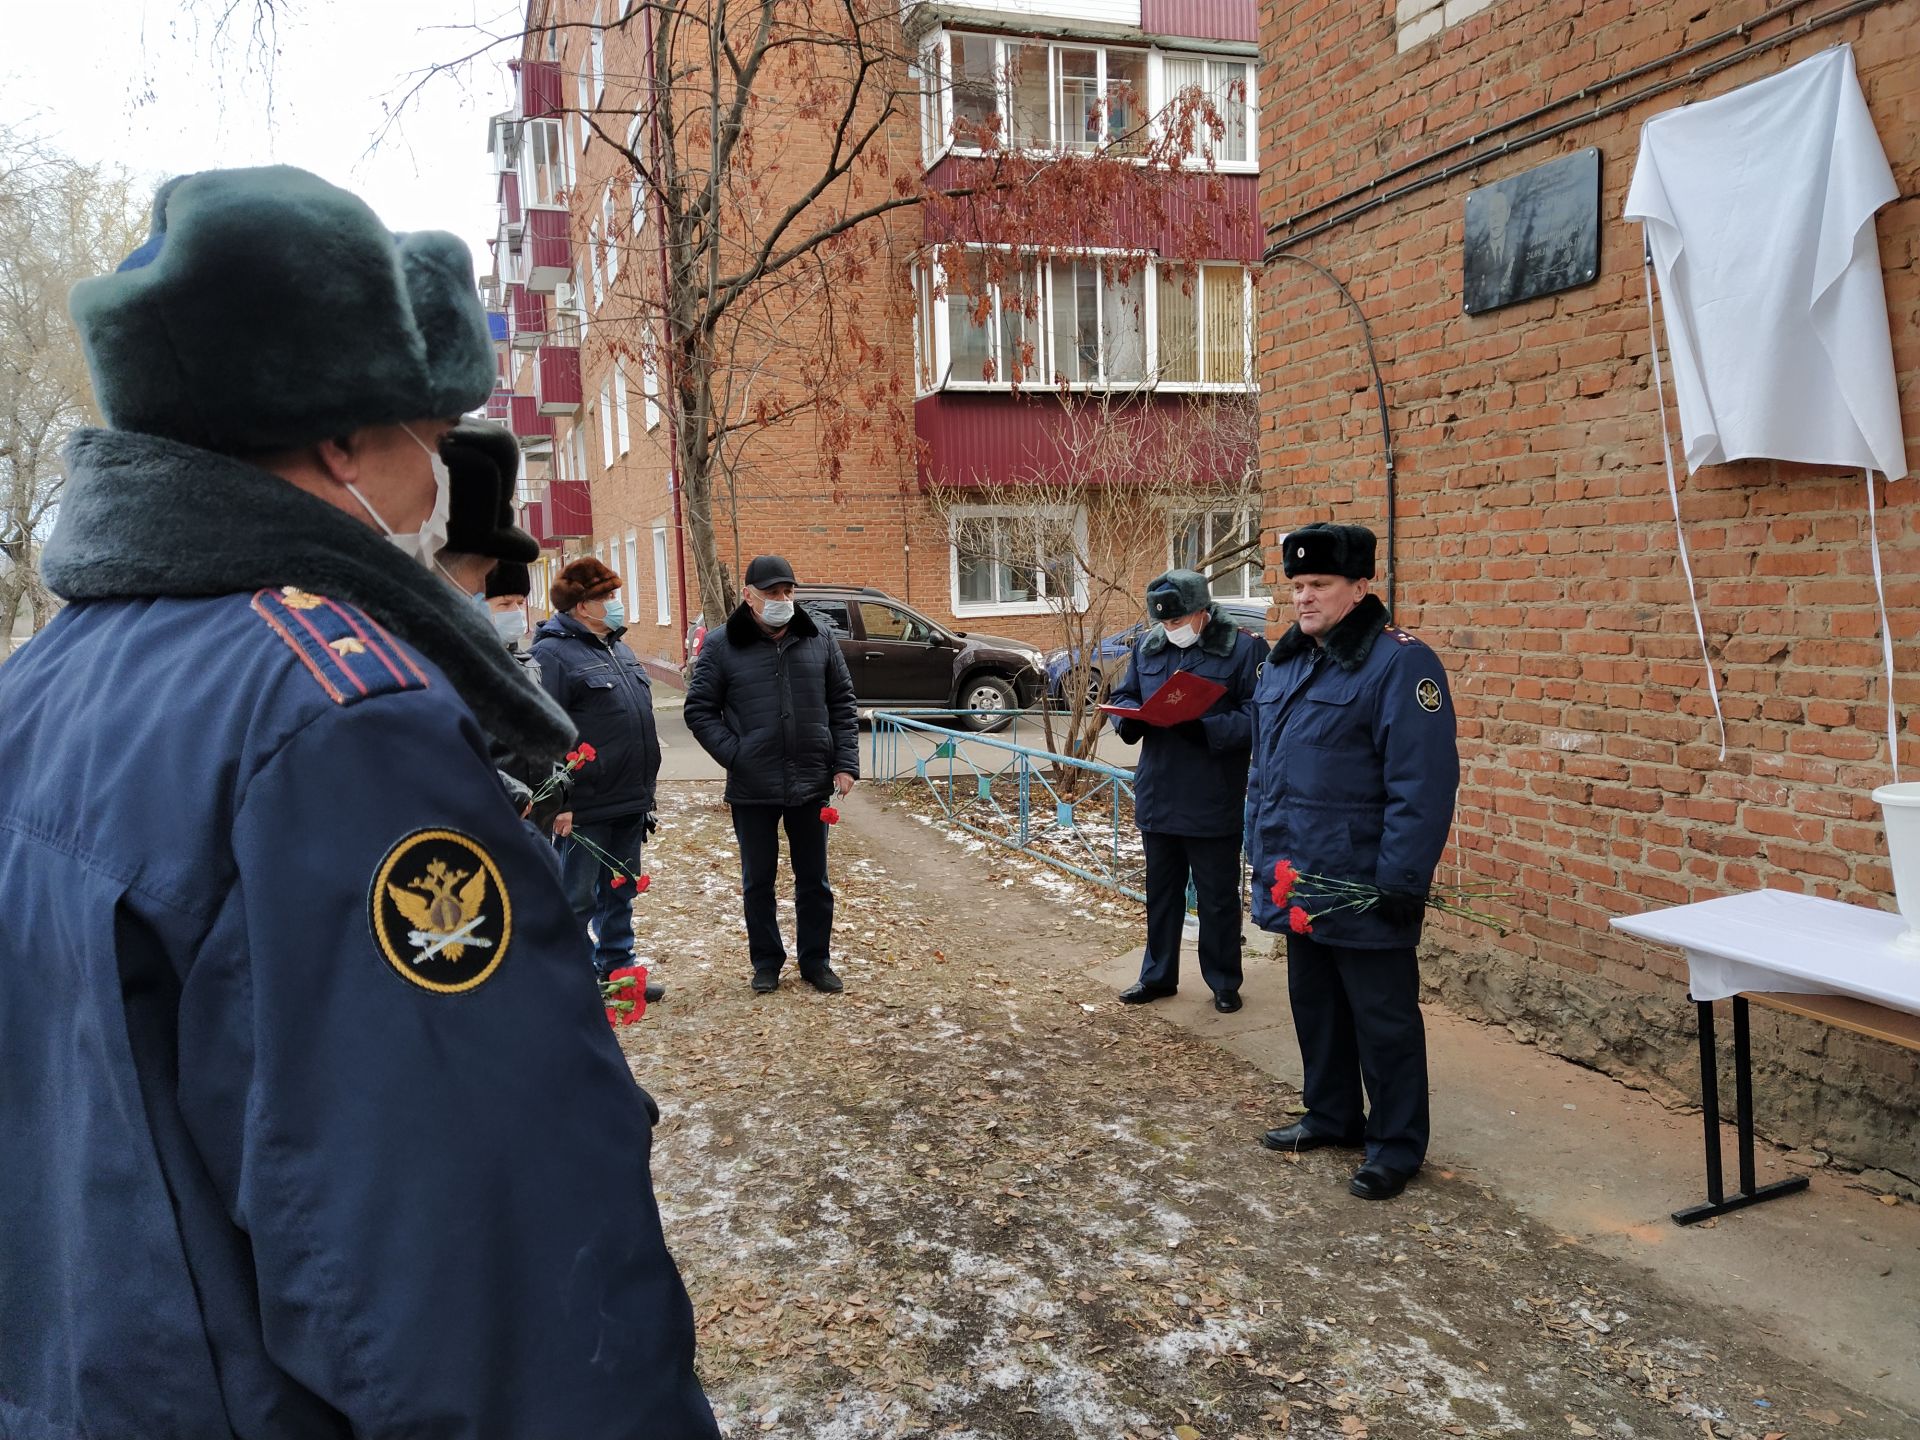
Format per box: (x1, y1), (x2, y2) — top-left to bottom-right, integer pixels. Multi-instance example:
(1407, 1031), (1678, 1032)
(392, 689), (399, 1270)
(639, 0), (693, 660)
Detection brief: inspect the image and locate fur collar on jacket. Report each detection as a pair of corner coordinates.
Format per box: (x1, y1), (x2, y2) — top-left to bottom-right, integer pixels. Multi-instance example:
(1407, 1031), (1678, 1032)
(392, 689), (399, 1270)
(1141, 602), (1241, 659)
(723, 599), (821, 646)
(1268, 593), (1391, 672)
(44, 427), (576, 764)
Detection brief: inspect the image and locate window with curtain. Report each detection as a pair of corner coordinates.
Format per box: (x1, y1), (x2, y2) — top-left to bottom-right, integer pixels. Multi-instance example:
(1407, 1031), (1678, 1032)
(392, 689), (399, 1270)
(1170, 507), (1263, 598)
(951, 33), (997, 145)
(951, 507), (1086, 613)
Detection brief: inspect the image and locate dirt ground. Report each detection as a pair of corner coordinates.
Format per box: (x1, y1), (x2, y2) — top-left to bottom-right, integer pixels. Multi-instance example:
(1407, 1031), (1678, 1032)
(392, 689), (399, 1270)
(617, 781), (1914, 1440)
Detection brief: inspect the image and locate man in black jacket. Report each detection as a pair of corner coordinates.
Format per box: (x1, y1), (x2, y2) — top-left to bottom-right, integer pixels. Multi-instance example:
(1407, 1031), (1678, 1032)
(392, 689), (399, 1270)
(533, 556), (662, 979)
(683, 555), (858, 994)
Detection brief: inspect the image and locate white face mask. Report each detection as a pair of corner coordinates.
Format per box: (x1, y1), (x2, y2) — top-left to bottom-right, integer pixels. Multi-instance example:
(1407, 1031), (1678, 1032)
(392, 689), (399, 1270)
(491, 606), (529, 645)
(344, 424), (451, 571)
(760, 598), (796, 627)
(1164, 620), (1201, 649)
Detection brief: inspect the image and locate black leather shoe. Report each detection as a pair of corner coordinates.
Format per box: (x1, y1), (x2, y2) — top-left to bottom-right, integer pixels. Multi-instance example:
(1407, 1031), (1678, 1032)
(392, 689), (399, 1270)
(750, 972), (780, 994)
(1259, 1121), (1361, 1153)
(644, 981), (666, 1003)
(1212, 990), (1242, 1013)
(1118, 983), (1177, 1004)
(1348, 1163), (1413, 1200)
(801, 966), (844, 994)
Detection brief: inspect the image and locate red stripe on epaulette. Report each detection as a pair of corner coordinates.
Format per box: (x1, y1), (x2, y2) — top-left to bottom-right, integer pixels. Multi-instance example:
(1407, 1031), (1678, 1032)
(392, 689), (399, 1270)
(251, 591), (348, 704)
(285, 603), (371, 697)
(322, 599), (428, 690)
(359, 611), (431, 688)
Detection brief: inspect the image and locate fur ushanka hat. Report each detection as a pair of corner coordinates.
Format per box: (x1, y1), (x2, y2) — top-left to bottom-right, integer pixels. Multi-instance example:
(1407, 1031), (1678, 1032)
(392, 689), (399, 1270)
(551, 556), (622, 612)
(1145, 568), (1212, 621)
(68, 165), (495, 454)
(442, 421), (539, 563)
(1281, 522), (1377, 580)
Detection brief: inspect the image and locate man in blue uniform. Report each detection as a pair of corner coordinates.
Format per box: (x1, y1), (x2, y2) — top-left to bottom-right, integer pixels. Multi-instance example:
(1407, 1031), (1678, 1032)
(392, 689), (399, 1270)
(1246, 523), (1459, 1201)
(1109, 569), (1265, 1013)
(0, 167), (719, 1438)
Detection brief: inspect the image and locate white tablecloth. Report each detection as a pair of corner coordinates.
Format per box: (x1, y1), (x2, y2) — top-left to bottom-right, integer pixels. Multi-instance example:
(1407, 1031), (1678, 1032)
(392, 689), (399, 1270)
(1611, 888), (1920, 1015)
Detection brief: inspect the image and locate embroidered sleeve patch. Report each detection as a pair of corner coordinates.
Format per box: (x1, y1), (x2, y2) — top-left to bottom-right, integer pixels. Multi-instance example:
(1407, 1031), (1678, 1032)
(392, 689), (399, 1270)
(1415, 678), (1443, 713)
(252, 587), (429, 706)
(369, 829), (512, 994)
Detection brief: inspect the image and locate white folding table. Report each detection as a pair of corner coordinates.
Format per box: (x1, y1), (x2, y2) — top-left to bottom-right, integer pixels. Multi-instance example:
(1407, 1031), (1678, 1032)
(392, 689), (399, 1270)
(1611, 888), (1920, 1224)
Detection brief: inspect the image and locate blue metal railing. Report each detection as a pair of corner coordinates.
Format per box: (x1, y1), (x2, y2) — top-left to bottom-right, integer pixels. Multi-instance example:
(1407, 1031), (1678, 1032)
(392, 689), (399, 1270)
(868, 709), (1145, 902)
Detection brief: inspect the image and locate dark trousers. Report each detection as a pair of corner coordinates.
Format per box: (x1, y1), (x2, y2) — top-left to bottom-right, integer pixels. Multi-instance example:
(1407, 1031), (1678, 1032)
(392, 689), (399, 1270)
(559, 814), (646, 979)
(1138, 831), (1245, 996)
(731, 803), (834, 978)
(1285, 934), (1429, 1174)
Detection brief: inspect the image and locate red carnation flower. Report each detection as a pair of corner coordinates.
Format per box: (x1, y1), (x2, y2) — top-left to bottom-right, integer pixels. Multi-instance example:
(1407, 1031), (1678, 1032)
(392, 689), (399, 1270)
(566, 749), (581, 765)
(1288, 905), (1313, 935)
(610, 873), (628, 889)
(820, 805), (840, 824)
(578, 741), (597, 762)
(1271, 859), (1299, 907)
(634, 873), (651, 893)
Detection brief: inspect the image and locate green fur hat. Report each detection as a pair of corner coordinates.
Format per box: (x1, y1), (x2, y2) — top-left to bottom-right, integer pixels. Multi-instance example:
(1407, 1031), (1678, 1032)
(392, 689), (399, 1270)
(68, 165), (495, 454)
(1145, 568), (1212, 621)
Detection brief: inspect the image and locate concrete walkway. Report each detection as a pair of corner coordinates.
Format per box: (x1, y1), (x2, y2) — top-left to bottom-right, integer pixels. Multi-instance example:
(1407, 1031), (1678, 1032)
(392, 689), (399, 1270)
(1087, 939), (1920, 1417)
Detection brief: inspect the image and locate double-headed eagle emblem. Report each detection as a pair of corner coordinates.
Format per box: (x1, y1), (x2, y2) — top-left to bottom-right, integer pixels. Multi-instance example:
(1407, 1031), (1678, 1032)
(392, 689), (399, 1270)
(387, 859), (493, 965)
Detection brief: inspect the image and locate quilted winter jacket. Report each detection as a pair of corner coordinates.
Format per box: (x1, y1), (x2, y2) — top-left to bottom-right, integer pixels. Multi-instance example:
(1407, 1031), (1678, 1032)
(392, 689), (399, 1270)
(683, 602), (859, 807)
(531, 612), (661, 824)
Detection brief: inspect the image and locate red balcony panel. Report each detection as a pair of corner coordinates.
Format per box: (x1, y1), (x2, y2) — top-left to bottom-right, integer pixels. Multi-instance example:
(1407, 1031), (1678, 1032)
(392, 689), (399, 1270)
(514, 60), (564, 121)
(536, 344), (582, 416)
(498, 169), (523, 226)
(547, 479), (593, 537)
(511, 393), (556, 439)
(485, 388), (513, 422)
(914, 391), (1252, 490)
(525, 206), (571, 291)
(1141, 0), (1256, 43)
(509, 283), (548, 348)
(921, 163), (1260, 263)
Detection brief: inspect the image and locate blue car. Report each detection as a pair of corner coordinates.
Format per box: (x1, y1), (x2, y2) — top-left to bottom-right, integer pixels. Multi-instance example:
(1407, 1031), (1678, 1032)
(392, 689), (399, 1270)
(1043, 600), (1270, 703)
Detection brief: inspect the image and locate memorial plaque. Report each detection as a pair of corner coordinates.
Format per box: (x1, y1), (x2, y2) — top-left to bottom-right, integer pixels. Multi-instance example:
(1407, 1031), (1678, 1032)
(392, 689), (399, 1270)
(1462, 148), (1602, 316)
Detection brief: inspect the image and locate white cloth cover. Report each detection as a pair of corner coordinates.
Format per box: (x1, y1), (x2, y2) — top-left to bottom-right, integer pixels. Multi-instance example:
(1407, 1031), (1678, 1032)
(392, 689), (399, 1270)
(1625, 46), (1906, 480)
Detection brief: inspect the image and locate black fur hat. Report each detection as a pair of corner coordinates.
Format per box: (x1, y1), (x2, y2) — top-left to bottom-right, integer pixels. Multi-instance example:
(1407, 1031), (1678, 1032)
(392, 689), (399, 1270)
(68, 166), (495, 454)
(442, 421), (538, 562)
(1281, 523), (1376, 580)
(1145, 568), (1211, 621)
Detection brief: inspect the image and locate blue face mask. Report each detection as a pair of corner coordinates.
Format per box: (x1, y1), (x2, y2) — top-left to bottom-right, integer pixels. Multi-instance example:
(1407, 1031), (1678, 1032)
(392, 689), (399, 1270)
(600, 599), (627, 630)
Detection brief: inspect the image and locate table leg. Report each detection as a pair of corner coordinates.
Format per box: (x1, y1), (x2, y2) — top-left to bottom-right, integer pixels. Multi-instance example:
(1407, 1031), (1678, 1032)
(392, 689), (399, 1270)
(1673, 995), (1810, 1226)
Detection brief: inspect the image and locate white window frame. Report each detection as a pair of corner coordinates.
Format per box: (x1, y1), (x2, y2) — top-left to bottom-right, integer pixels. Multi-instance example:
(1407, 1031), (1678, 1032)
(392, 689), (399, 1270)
(627, 114), (648, 232)
(917, 32), (1205, 167)
(624, 528), (639, 599)
(1152, 263), (1255, 391)
(1163, 501), (1266, 599)
(589, 220), (604, 308)
(652, 525), (671, 624)
(575, 56), (590, 152)
(601, 186), (619, 285)
(591, 4), (606, 101)
(518, 117), (570, 208)
(597, 385), (613, 467)
(915, 250), (1253, 396)
(947, 503), (1088, 618)
(642, 325), (661, 429)
(614, 360), (631, 454)
(1154, 52), (1257, 172)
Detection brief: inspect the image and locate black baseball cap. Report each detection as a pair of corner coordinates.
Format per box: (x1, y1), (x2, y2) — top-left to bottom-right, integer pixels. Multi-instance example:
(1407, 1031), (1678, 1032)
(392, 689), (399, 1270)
(742, 554), (796, 588)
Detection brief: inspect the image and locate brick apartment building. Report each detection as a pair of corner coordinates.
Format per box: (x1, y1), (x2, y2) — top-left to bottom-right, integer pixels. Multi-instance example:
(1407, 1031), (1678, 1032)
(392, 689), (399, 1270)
(481, 0), (1265, 678)
(1258, 0), (1920, 1180)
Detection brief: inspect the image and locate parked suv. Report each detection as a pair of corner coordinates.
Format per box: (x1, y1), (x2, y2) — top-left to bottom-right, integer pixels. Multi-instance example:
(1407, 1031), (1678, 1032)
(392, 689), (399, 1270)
(793, 585), (1044, 731)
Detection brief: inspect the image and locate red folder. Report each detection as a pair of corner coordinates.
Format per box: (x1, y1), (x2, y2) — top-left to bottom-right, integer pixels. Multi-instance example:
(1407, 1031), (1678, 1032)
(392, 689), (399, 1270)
(1099, 671), (1227, 727)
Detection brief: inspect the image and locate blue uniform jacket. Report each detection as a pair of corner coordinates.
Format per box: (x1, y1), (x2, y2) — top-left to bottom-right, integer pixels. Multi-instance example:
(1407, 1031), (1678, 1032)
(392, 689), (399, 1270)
(0, 590), (718, 1440)
(532, 612), (661, 823)
(1246, 594), (1460, 948)
(1106, 606), (1265, 838)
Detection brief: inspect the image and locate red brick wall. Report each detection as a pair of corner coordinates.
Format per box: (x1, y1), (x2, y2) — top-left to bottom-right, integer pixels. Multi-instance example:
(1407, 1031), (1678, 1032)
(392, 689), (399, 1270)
(1258, 0), (1920, 1174)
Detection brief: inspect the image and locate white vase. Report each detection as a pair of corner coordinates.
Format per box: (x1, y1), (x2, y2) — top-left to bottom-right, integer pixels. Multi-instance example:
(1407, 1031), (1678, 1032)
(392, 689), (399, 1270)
(1871, 782), (1920, 952)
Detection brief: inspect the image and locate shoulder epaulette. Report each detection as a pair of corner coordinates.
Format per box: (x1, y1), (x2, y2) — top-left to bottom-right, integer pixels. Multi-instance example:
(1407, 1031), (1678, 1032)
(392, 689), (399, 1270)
(250, 587), (431, 705)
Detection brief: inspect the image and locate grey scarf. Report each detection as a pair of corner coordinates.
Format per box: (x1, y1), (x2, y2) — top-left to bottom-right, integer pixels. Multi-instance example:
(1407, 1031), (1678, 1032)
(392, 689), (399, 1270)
(44, 428), (575, 764)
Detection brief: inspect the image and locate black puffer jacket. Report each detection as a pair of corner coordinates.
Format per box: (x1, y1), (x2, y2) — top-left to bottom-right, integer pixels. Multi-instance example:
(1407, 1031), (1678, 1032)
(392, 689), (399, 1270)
(531, 612), (660, 823)
(683, 603), (859, 807)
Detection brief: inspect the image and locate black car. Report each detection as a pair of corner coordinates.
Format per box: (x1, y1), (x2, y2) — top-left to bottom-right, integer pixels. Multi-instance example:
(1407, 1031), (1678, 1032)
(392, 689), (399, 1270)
(794, 585), (1045, 731)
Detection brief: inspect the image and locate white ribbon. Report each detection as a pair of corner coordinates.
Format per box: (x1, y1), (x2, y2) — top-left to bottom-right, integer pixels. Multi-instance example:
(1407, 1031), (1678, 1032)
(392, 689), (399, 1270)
(1641, 243), (1727, 761)
(1866, 467), (1900, 781)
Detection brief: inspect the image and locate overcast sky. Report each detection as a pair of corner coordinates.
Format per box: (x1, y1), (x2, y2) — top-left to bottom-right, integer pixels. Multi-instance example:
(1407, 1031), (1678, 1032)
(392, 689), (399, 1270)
(3, 0), (522, 273)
